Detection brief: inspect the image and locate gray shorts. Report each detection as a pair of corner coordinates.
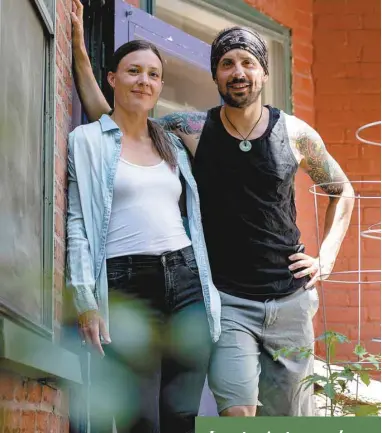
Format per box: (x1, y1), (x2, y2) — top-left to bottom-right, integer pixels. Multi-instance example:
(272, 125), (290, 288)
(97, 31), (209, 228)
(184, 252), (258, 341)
(208, 287), (319, 415)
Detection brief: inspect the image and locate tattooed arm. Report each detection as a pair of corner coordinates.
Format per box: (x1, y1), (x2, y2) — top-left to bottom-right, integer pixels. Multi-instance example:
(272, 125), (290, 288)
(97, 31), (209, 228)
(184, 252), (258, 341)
(158, 112), (207, 156)
(287, 116), (355, 288)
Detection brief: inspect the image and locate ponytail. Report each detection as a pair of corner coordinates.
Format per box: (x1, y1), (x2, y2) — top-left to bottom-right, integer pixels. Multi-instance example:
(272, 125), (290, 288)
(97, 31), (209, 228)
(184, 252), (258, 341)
(147, 119), (177, 169)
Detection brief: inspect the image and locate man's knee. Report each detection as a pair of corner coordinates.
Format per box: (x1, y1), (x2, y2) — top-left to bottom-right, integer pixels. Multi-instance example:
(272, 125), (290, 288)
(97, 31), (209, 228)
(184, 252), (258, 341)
(220, 405), (257, 417)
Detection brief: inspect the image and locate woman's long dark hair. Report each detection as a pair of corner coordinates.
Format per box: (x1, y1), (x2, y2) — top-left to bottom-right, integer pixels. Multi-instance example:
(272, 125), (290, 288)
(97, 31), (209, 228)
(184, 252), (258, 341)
(110, 40), (176, 168)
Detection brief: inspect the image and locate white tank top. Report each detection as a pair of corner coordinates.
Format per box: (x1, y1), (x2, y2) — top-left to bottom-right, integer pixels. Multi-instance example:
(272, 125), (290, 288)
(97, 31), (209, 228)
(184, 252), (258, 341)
(106, 158), (191, 258)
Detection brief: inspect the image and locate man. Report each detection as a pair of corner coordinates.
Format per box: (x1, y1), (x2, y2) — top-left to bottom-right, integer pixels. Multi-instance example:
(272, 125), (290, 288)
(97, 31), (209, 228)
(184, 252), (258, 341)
(71, 0), (354, 416)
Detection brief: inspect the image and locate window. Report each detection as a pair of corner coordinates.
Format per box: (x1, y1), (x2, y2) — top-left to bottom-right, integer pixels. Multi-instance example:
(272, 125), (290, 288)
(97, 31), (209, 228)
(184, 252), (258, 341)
(0, 0), (55, 335)
(155, 0), (292, 112)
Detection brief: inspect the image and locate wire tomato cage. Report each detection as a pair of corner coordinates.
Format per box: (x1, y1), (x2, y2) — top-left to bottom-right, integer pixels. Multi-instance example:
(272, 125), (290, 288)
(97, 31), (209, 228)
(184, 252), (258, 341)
(309, 121), (381, 406)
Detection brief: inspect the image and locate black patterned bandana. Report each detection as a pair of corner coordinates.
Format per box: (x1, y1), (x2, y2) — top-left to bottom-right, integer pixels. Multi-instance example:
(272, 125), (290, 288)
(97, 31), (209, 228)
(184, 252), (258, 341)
(211, 27), (269, 79)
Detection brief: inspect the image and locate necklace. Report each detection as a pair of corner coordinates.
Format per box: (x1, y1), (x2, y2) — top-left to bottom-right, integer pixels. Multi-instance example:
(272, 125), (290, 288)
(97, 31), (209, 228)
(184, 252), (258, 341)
(224, 105), (263, 152)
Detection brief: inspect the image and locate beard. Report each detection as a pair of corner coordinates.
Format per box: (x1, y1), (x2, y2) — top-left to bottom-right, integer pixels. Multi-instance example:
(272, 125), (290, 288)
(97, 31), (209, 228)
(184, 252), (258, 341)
(218, 77), (263, 108)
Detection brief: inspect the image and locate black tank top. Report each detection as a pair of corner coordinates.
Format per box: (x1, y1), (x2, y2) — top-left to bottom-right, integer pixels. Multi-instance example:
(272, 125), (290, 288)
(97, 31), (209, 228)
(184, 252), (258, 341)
(193, 105), (309, 300)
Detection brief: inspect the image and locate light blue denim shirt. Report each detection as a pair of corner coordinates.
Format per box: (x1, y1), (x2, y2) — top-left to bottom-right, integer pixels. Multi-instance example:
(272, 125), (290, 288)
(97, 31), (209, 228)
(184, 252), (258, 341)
(66, 115), (221, 342)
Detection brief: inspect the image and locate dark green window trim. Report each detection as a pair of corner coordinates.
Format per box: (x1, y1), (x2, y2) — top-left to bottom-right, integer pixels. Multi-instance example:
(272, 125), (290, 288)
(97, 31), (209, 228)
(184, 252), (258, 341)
(0, 0), (55, 337)
(140, 0), (155, 14)
(32, 0), (55, 35)
(42, 28), (55, 337)
(0, 318), (82, 384)
(34, 0), (55, 336)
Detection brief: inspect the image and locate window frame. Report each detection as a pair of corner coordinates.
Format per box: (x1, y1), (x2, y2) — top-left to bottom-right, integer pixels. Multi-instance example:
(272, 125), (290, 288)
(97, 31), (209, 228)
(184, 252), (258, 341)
(0, 0), (56, 338)
(147, 0), (292, 114)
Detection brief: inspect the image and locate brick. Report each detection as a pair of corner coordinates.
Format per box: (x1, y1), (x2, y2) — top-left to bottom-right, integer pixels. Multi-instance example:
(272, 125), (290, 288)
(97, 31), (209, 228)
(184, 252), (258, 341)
(321, 288), (350, 307)
(318, 126), (346, 143)
(35, 411), (50, 433)
(313, 0), (347, 15)
(21, 411), (36, 433)
(26, 381), (42, 404)
(54, 269), (64, 293)
(293, 25), (312, 43)
(314, 62), (361, 80)
(363, 207), (381, 225)
(55, 184), (67, 214)
(42, 385), (57, 406)
(293, 58), (312, 78)
(315, 95), (352, 111)
(294, 9), (313, 27)
(293, 73), (314, 94)
(348, 289), (379, 309)
(360, 63), (381, 79)
(55, 154), (67, 189)
(4, 408), (21, 431)
(294, 91), (314, 109)
(326, 306), (366, 323)
(346, 158), (375, 175)
(349, 322), (381, 342)
(327, 144), (359, 160)
(293, 41), (313, 64)
(367, 304), (381, 322)
(363, 13), (381, 29)
(14, 378), (26, 402)
(54, 237), (66, 272)
(343, 0), (380, 14)
(57, 0), (66, 23)
(54, 211), (65, 240)
(362, 43), (381, 63)
(0, 373), (16, 400)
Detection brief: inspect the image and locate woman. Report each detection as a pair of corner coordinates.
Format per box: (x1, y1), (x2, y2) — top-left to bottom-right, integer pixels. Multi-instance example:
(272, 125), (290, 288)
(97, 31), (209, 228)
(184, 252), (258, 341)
(66, 40), (221, 433)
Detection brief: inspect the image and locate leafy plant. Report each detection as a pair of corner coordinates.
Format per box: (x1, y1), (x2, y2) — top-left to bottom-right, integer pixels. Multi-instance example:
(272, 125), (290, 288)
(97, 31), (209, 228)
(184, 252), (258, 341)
(274, 331), (381, 417)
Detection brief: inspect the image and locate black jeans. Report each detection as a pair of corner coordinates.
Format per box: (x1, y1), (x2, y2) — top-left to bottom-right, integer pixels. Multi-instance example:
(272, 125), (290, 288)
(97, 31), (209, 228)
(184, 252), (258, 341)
(90, 246), (211, 433)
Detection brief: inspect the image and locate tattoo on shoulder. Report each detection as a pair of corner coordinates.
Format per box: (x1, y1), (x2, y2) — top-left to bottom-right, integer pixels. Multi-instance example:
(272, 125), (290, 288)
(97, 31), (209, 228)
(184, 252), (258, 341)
(158, 112), (207, 137)
(295, 127), (348, 196)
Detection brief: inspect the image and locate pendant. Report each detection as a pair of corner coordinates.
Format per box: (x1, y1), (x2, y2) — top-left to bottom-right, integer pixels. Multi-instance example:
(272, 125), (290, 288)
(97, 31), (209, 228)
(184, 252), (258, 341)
(239, 140), (252, 152)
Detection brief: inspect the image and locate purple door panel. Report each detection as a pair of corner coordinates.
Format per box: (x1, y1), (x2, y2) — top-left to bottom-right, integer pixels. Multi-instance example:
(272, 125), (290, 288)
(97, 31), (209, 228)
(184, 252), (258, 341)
(115, 0), (210, 69)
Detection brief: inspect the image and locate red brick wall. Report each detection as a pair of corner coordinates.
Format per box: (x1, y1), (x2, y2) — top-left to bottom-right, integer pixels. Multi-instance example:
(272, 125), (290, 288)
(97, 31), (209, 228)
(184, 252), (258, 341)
(1, 1), (73, 432)
(0, 372), (69, 433)
(55, 0), (73, 339)
(313, 0), (381, 361)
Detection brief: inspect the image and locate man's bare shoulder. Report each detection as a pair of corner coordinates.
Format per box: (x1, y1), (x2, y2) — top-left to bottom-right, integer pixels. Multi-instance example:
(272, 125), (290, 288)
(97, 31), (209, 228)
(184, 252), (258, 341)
(284, 113), (349, 195)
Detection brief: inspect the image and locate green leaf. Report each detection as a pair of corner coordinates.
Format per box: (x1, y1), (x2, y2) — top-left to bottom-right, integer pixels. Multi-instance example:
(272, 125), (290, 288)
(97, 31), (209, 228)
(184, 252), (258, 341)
(315, 331), (349, 343)
(273, 347), (297, 360)
(323, 383), (336, 400)
(344, 404), (381, 417)
(352, 363), (363, 371)
(296, 348), (313, 359)
(354, 344), (368, 357)
(301, 374), (329, 385)
(337, 379), (347, 392)
(337, 370), (355, 381)
(360, 371), (371, 386)
(363, 354), (381, 370)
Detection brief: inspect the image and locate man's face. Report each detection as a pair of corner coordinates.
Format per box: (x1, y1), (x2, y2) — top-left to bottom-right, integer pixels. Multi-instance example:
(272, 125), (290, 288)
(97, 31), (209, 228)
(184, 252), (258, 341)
(215, 49), (268, 108)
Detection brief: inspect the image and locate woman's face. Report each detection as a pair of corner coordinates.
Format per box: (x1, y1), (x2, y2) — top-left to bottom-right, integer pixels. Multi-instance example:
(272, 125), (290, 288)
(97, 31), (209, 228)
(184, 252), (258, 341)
(108, 49), (164, 113)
